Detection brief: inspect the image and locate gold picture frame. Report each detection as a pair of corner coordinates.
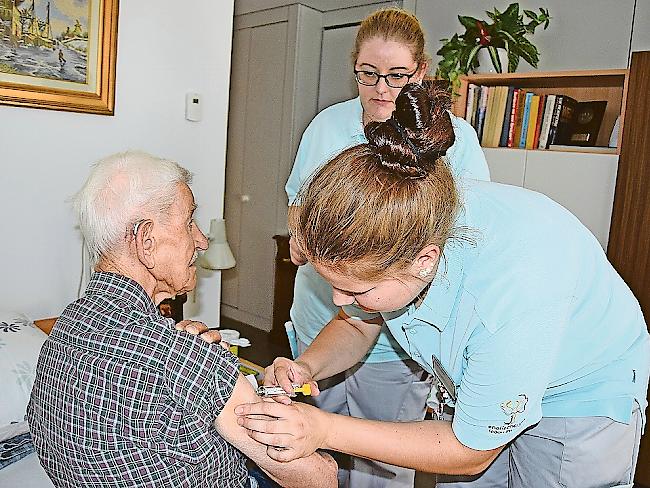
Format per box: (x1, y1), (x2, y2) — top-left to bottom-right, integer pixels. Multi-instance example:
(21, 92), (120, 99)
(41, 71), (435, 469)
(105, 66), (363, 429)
(0, 0), (118, 115)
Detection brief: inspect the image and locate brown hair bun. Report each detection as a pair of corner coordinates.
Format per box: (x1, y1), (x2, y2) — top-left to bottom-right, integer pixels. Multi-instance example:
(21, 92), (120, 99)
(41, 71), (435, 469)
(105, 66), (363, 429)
(365, 81), (455, 178)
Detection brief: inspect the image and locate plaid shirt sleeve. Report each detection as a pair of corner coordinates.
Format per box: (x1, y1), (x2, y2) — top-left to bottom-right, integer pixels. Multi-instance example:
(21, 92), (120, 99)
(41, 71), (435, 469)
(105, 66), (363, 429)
(163, 326), (240, 419)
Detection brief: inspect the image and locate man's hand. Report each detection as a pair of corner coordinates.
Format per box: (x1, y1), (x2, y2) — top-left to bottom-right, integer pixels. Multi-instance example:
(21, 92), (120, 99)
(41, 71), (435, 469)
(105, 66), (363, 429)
(289, 236), (308, 266)
(175, 320), (223, 345)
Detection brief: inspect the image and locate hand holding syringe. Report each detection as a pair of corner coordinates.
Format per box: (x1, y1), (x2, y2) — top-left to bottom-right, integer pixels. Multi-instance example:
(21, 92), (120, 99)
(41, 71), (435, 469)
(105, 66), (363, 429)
(257, 383), (312, 398)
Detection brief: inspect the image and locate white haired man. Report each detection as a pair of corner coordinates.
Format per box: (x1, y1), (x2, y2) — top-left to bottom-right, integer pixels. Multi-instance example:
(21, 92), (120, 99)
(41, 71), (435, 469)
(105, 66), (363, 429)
(27, 151), (337, 488)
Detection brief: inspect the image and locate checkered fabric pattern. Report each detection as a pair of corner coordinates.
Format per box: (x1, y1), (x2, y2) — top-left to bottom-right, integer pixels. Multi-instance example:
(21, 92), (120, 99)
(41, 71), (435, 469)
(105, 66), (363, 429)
(27, 272), (248, 487)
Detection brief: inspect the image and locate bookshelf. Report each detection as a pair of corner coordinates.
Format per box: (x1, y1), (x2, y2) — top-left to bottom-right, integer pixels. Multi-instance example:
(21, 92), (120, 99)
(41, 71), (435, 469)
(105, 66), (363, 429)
(449, 69), (631, 251)
(452, 69), (628, 153)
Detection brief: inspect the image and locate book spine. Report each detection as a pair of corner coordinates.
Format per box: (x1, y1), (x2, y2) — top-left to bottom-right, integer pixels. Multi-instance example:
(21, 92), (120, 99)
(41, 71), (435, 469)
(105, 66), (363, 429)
(499, 86), (515, 147)
(532, 94), (546, 149)
(471, 85), (481, 129)
(476, 86), (489, 142)
(481, 86), (497, 147)
(519, 92), (534, 148)
(491, 86), (506, 147)
(555, 96), (579, 145)
(525, 95), (540, 149)
(487, 86), (503, 148)
(512, 90), (526, 148)
(506, 89), (520, 148)
(538, 94), (556, 149)
(465, 84), (476, 123)
(547, 96), (565, 146)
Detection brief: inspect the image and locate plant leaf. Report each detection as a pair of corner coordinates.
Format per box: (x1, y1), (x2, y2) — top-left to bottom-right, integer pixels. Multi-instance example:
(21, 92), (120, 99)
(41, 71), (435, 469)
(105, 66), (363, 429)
(497, 30), (518, 45)
(458, 15), (480, 31)
(465, 44), (482, 72)
(507, 49), (520, 72)
(510, 38), (540, 67)
(487, 45), (503, 72)
(502, 3), (520, 18)
(437, 3), (549, 79)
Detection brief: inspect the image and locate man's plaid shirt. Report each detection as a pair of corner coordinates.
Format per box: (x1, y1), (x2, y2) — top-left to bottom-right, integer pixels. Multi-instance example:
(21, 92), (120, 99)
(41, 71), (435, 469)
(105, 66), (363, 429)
(27, 272), (248, 487)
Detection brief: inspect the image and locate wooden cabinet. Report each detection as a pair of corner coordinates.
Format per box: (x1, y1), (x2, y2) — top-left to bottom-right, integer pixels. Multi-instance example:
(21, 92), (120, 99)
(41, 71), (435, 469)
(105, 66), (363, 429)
(271, 235), (298, 347)
(607, 50), (650, 487)
(158, 294), (186, 323)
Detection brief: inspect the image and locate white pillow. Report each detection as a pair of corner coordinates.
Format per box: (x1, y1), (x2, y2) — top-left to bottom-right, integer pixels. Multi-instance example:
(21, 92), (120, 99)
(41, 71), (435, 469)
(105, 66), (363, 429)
(0, 312), (47, 441)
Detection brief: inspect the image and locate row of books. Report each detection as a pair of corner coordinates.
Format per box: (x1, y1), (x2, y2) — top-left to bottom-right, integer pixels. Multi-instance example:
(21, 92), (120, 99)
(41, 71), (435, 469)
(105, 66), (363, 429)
(464, 84), (608, 150)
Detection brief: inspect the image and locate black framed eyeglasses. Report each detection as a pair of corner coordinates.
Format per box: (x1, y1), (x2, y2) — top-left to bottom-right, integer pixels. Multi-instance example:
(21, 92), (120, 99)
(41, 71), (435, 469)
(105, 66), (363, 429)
(353, 67), (419, 88)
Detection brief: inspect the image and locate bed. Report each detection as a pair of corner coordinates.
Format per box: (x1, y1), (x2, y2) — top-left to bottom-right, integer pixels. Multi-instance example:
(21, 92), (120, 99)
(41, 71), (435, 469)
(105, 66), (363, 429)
(0, 451), (53, 487)
(0, 314), (55, 487)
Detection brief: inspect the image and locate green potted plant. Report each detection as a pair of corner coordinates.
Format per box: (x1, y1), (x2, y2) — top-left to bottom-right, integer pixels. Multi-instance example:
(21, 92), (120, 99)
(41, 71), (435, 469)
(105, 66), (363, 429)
(436, 3), (550, 89)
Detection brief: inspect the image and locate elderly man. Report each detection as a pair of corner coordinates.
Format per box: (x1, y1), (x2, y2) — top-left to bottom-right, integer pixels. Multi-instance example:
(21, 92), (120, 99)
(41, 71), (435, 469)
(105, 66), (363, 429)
(27, 151), (337, 488)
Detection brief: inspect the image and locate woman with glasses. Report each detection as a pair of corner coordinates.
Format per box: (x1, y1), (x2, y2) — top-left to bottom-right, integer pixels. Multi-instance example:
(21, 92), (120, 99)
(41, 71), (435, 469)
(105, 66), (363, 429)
(240, 82), (648, 488)
(283, 8), (489, 488)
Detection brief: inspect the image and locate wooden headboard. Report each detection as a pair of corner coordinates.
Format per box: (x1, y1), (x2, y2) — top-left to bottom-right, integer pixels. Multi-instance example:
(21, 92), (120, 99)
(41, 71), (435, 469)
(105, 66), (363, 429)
(34, 318), (57, 335)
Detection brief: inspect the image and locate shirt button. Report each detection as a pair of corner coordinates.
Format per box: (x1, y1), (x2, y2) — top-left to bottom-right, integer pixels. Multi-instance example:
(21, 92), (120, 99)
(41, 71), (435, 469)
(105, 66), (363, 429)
(410, 329), (417, 334)
(413, 352), (421, 357)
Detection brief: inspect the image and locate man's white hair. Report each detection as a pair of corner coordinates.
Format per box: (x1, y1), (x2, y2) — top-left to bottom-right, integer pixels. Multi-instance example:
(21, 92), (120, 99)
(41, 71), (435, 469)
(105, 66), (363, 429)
(72, 151), (192, 264)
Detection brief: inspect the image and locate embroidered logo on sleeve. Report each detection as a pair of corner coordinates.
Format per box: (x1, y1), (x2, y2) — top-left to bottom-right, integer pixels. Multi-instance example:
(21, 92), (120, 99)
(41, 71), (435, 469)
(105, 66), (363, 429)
(487, 394), (528, 435)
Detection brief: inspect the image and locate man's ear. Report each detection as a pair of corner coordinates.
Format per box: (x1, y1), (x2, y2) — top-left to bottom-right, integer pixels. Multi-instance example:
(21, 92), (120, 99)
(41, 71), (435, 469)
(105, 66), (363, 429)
(134, 219), (155, 269)
(413, 244), (440, 279)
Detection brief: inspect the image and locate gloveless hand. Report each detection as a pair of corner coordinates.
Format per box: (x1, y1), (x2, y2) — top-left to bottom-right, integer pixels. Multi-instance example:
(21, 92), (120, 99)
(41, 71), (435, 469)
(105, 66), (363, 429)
(235, 400), (329, 462)
(263, 357), (320, 404)
(174, 320), (226, 348)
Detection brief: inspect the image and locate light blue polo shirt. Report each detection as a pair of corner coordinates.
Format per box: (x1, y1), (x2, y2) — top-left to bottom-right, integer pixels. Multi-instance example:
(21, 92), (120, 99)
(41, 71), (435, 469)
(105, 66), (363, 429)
(286, 97), (490, 363)
(345, 179), (650, 449)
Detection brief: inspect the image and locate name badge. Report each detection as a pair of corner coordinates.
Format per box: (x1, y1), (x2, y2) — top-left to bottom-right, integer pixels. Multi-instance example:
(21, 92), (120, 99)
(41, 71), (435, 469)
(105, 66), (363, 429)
(432, 355), (457, 404)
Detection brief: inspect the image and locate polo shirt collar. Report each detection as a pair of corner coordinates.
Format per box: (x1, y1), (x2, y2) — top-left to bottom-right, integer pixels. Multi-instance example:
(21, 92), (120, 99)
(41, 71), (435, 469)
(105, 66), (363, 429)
(412, 204), (470, 331)
(85, 271), (158, 316)
(413, 247), (464, 331)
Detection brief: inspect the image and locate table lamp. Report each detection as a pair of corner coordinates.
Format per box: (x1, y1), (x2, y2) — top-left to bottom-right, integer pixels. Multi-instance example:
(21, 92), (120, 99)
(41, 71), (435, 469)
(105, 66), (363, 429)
(199, 218), (236, 270)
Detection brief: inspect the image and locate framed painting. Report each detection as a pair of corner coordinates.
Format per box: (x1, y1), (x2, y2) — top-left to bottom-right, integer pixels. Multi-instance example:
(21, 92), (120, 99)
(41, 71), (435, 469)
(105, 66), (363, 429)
(0, 0), (118, 115)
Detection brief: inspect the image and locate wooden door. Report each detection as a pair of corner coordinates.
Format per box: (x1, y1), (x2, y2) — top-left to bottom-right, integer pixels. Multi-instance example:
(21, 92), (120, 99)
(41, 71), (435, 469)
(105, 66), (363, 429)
(607, 50), (650, 486)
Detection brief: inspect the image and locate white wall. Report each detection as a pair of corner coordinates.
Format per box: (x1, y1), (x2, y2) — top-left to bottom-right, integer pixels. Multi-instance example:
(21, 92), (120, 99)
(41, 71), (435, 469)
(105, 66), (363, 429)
(0, 0), (235, 326)
(631, 0), (650, 53)
(415, 0), (635, 71)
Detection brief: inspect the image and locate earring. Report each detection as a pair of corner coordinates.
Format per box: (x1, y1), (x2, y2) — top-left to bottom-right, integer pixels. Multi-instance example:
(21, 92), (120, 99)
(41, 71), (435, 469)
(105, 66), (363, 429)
(419, 267), (433, 278)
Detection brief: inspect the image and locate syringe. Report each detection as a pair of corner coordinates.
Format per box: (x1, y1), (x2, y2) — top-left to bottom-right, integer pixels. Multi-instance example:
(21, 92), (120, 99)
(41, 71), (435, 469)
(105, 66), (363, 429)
(257, 383), (312, 397)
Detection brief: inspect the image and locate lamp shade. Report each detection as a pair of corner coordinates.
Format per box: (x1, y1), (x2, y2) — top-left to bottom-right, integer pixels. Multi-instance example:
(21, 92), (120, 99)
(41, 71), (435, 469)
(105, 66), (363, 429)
(199, 218), (236, 270)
